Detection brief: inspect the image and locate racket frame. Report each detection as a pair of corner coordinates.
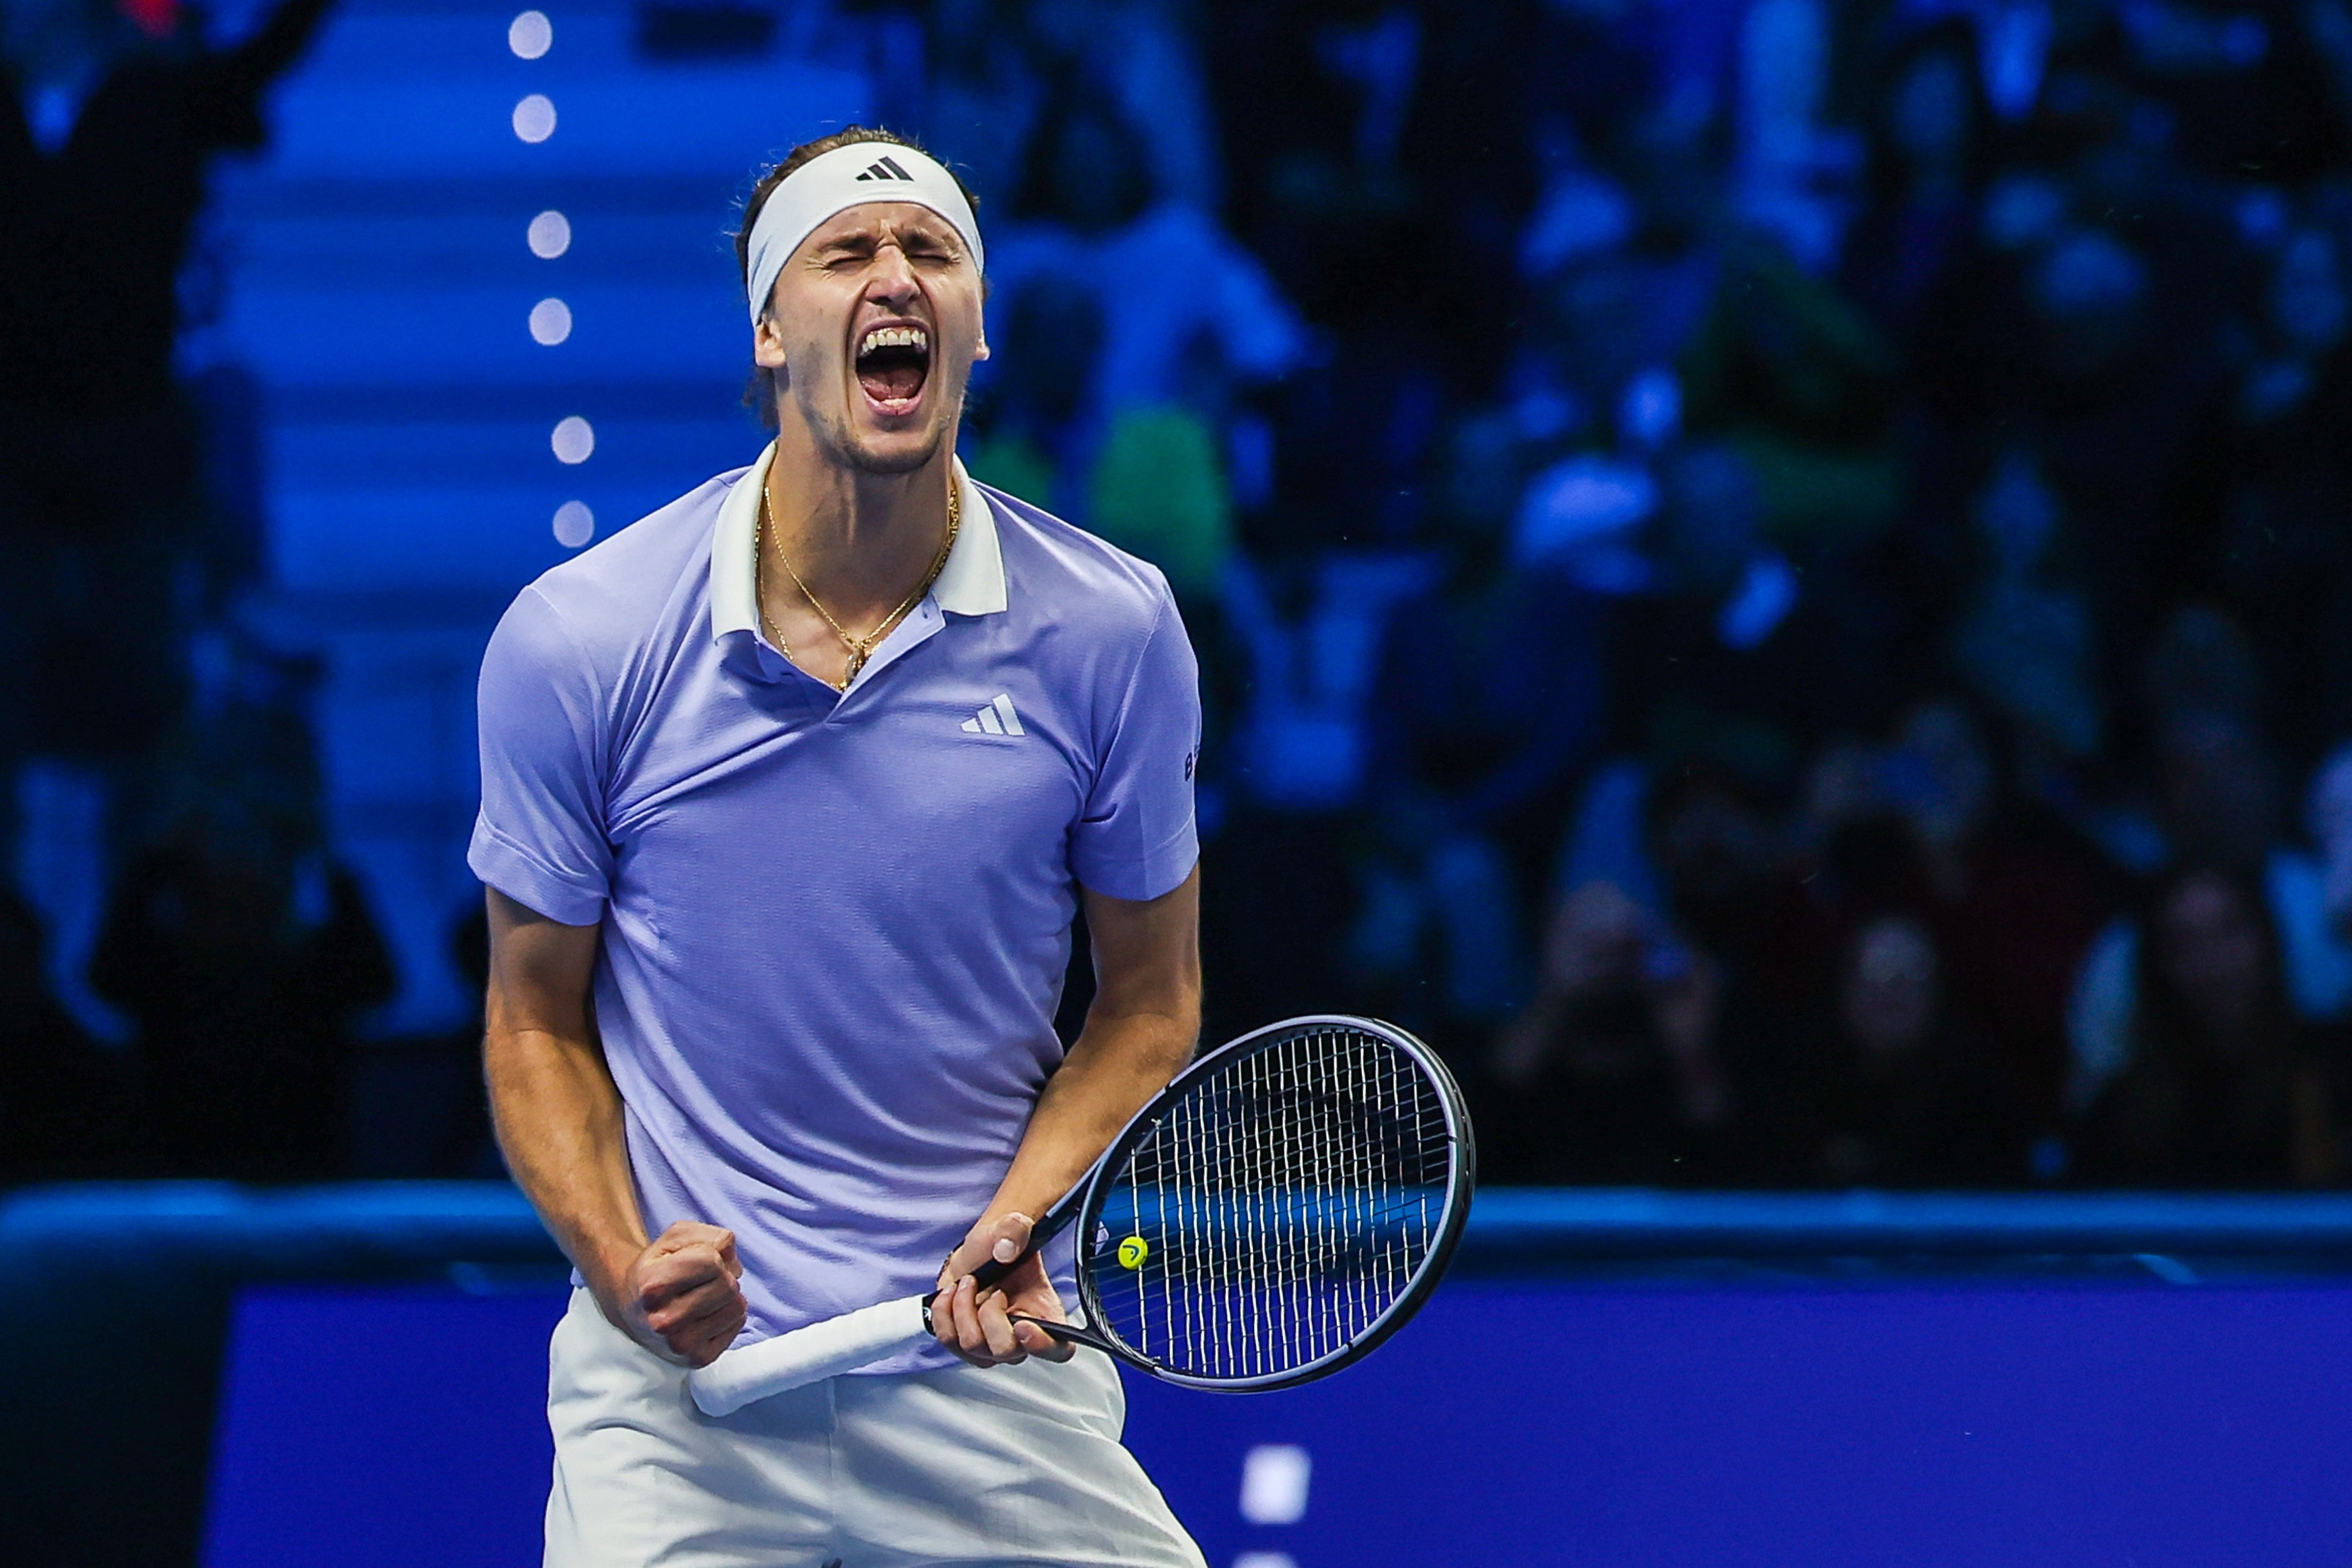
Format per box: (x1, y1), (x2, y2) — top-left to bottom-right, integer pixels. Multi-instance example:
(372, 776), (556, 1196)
(701, 1016), (1472, 1414)
(1034, 1013), (1476, 1392)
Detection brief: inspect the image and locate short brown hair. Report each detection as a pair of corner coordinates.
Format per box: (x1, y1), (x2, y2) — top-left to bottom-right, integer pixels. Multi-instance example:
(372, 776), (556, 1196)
(734, 127), (982, 422)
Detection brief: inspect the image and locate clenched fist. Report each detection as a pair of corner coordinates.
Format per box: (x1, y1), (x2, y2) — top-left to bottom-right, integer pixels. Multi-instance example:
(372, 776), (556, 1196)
(608, 1221), (747, 1366)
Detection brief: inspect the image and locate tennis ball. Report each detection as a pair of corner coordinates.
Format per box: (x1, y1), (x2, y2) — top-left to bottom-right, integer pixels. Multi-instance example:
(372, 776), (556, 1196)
(1117, 1236), (1150, 1270)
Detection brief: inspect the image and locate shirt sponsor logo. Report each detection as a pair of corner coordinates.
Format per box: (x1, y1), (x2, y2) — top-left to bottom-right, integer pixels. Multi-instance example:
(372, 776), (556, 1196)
(960, 694), (1025, 735)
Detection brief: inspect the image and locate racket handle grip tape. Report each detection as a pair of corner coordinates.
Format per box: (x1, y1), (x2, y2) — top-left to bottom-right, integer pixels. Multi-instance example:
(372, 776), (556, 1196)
(687, 1294), (928, 1416)
(691, 1205), (1088, 1415)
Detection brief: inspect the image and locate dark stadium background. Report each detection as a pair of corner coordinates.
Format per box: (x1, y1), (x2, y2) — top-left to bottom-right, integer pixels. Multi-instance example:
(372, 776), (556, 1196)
(11, 0), (2352, 1560)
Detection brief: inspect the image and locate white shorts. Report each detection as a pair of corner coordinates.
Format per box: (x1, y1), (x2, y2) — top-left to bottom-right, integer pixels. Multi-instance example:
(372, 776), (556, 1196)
(544, 1288), (1207, 1568)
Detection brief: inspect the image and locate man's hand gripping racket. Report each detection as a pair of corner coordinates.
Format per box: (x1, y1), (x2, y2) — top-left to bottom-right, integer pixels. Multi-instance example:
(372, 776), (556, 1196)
(929, 1209), (1080, 1367)
(689, 1015), (1475, 1416)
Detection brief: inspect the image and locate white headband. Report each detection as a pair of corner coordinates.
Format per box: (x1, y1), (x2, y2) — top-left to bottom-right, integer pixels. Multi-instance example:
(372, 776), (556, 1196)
(744, 141), (984, 323)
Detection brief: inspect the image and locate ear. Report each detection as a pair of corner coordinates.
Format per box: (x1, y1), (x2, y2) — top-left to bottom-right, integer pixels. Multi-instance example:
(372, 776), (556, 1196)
(752, 310), (790, 371)
(974, 335), (991, 362)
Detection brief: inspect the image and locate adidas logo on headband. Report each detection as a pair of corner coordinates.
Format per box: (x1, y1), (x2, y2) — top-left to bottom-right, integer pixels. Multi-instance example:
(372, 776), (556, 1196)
(745, 140), (985, 321)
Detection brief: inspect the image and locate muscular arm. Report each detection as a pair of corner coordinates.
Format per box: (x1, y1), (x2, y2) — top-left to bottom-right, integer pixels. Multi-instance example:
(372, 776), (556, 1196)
(483, 888), (745, 1364)
(934, 865), (1203, 1365)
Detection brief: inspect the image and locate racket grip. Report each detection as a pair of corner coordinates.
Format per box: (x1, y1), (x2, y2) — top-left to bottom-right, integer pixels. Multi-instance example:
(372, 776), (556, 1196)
(688, 1294), (929, 1417)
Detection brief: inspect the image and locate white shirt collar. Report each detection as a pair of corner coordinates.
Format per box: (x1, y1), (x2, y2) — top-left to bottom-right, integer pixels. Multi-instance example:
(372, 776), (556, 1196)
(709, 442), (1007, 645)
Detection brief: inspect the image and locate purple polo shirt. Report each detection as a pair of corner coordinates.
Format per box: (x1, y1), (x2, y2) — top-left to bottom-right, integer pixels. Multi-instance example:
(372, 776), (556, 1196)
(469, 447), (1200, 1373)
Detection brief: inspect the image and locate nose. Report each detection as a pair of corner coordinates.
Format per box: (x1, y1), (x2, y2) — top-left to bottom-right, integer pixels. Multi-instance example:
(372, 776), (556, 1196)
(864, 243), (919, 309)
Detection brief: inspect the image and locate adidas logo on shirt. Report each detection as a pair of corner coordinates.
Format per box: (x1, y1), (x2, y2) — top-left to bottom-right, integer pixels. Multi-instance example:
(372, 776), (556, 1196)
(854, 156), (916, 182)
(961, 694), (1025, 736)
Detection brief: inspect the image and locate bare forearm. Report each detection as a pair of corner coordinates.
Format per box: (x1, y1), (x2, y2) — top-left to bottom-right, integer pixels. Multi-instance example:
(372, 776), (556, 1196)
(984, 1003), (1198, 1225)
(485, 1024), (646, 1302)
(479, 889), (741, 1363)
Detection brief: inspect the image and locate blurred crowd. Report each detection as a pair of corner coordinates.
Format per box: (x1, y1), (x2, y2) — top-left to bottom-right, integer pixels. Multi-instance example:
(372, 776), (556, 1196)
(0, 0), (483, 1186)
(13, 0), (2352, 1190)
(916, 0), (2352, 1191)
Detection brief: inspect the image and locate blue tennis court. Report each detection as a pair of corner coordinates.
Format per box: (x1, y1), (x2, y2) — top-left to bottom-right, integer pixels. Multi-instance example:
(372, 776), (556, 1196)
(113, 1187), (2352, 1566)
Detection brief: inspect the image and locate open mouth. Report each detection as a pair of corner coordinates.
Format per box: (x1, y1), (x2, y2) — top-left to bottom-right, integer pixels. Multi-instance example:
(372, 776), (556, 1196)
(856, 324), (931, 414)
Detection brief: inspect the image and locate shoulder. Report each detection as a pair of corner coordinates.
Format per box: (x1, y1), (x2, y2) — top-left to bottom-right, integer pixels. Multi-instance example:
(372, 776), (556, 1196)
(492, 468), (737, 680)
(981, 482), (1178, 644)
(980, 486), (1197, 745)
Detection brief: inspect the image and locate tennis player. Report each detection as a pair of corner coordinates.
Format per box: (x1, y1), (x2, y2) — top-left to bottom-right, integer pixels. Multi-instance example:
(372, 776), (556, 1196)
(471, 126), (1207, 1566)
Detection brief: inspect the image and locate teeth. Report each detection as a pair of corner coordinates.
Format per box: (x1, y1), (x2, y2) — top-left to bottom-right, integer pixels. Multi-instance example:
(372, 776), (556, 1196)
(859, 326), (929, 357)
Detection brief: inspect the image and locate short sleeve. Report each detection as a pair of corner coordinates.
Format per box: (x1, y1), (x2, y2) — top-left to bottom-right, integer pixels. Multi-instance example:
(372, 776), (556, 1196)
(468, 586), (613, 926)
(1070, 587), (1201, 901)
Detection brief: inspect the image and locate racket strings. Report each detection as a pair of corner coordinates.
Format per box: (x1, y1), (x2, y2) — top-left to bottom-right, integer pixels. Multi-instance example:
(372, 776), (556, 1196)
(1085, 1025), (1456, 1383)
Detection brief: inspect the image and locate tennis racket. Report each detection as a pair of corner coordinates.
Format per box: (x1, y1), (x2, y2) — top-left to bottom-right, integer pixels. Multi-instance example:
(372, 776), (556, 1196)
(690, 1014), (1474, 1415)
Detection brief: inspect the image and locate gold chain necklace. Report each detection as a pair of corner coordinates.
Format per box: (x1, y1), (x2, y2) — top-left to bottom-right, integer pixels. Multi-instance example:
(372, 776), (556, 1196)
(756, 473), (960, 691)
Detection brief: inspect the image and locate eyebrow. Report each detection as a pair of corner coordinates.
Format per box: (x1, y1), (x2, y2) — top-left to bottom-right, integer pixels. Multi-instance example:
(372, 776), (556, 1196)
(810, 220), (960, 257)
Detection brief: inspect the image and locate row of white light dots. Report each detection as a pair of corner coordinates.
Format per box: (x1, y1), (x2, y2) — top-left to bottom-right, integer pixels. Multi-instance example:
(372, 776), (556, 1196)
(510, 8), (595, 548)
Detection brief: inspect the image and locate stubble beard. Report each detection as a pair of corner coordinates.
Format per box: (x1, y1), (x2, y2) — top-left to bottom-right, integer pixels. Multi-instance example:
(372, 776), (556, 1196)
(789, 365), (956, 478)
(837, 422), (945, 476)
